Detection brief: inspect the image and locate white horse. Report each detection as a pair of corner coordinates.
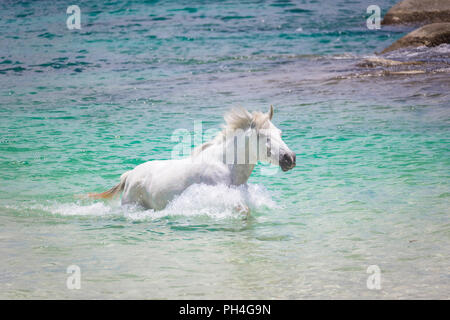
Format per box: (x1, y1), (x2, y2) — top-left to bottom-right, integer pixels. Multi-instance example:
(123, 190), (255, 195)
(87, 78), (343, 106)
(88, 106), (296, 211)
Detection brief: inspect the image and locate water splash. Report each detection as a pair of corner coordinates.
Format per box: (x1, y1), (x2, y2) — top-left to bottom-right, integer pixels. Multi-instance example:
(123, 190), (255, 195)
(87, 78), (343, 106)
(5, 183), (276, 221)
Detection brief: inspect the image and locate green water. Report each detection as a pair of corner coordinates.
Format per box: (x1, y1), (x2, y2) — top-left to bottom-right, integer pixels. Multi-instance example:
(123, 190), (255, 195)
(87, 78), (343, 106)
(0, 0), (449, 299)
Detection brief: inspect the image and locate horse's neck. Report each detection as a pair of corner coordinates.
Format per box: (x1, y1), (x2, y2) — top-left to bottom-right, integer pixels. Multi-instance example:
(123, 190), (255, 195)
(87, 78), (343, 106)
(228, 163), (255, 185)
(198, 136), (255, 186)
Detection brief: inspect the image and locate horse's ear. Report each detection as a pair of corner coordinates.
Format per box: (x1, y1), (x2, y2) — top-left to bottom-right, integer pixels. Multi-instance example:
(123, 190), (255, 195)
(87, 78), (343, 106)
(268, 105), (274, 120)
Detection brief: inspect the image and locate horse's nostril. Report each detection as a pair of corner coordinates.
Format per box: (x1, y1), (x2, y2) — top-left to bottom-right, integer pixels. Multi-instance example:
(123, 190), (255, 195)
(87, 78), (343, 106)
(292, 154), (296, 164)
(280, 153), (293, 166)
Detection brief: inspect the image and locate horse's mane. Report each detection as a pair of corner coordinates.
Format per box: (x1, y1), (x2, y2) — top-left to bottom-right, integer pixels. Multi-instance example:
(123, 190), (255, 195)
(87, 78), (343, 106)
(191, 107), (270, 156)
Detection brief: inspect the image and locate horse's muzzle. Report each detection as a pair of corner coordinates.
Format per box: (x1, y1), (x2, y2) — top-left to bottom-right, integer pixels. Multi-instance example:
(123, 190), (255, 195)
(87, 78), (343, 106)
(280, 152), (296, 172)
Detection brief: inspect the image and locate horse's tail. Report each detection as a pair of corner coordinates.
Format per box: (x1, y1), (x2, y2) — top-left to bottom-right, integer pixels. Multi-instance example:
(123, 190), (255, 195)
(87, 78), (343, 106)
(87, 171), (130, 199)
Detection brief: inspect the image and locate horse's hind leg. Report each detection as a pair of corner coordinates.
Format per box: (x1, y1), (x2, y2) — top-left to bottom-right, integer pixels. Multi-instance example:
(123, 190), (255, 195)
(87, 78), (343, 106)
(122, 186), (145, 207)
(121, 178), (154, 209)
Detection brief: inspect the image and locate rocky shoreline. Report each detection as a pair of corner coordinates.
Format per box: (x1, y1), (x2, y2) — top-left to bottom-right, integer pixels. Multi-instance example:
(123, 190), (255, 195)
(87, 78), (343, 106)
(360, 0), (450, 75)
(382, 0), (450, 25)
(381, 22), (450, 53)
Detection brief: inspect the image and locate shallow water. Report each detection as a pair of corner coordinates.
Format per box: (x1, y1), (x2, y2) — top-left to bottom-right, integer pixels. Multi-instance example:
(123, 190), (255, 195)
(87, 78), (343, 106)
(0, 0), (449, 299)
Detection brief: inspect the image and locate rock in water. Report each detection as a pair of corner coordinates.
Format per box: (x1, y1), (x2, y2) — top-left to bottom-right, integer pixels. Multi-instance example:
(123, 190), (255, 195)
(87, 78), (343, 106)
(381, 22), (450, 53)
(357, 57), (424, 67)
(382, 0), (450, 25)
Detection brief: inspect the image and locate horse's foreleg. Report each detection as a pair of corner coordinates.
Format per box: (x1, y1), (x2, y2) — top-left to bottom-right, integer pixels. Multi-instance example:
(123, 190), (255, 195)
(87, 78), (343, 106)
(235, 204), (250, 218)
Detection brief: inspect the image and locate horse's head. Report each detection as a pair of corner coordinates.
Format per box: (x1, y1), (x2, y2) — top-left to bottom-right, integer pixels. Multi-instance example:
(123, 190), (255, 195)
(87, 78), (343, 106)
(223, 105), (296, 172)
(256, 105), (296, 172)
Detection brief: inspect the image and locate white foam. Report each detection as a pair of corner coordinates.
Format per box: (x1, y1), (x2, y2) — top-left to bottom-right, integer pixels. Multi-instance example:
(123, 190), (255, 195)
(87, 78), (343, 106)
(124, 183), (276, 220)
(156, 183), (276, 219)
(429, 43), (450, 53)
(7, 201), (116, 217)
(384, 43), (450, 59)
(48, 202), (114, 216)
(10, 183), (276, 221)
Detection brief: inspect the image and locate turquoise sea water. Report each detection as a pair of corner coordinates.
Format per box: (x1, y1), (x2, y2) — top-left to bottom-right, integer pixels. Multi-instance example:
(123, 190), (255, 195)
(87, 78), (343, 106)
(1, 0), (449, 299)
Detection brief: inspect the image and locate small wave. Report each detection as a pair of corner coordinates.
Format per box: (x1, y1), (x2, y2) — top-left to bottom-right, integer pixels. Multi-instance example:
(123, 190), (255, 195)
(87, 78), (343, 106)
(383, 44), (450, 62)
(49, 202), (114, 216)
(5, 201), (116, 217)
(352, 44), (450, 79)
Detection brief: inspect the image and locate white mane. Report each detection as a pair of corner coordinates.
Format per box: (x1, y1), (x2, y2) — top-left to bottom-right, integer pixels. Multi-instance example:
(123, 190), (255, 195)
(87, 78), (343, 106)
(192, 107), (271, 156)
(224, 107), (270, 131)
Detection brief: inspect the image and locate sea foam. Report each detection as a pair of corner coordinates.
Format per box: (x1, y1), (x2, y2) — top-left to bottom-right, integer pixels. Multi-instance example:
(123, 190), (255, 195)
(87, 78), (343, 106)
(9, 183), (276, 221)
